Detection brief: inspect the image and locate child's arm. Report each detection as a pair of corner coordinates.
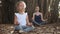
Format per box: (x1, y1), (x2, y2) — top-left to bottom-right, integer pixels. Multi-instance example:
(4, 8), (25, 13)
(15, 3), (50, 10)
(40, 13), (47, 21)
(32, 13), (35, 20)
(14, 15), (19, 25)
(26, 15), (32, 26)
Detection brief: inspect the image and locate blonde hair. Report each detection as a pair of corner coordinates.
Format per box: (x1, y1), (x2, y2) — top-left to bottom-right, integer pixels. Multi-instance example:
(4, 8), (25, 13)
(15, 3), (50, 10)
(16, 1), (26, 11)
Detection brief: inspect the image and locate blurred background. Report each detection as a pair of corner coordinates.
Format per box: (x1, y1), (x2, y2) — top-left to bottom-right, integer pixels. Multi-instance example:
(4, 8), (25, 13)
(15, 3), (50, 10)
(0, 0), (60, 24)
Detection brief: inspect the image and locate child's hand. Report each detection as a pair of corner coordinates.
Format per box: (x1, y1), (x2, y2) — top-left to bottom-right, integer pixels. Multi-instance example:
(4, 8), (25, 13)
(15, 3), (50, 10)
(26, 23), (32, 26)
(43, 19), (47, 21)
(14, 22), (19, 25)
(45, 19), (48, 21)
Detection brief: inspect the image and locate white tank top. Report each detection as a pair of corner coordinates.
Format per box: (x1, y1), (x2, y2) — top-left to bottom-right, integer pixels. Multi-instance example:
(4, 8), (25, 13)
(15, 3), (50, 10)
(15, 13), (27, 26)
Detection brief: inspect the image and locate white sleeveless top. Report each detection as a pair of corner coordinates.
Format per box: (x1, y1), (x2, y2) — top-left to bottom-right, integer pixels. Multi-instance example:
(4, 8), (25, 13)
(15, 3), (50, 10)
(15, 13), (27, 26)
